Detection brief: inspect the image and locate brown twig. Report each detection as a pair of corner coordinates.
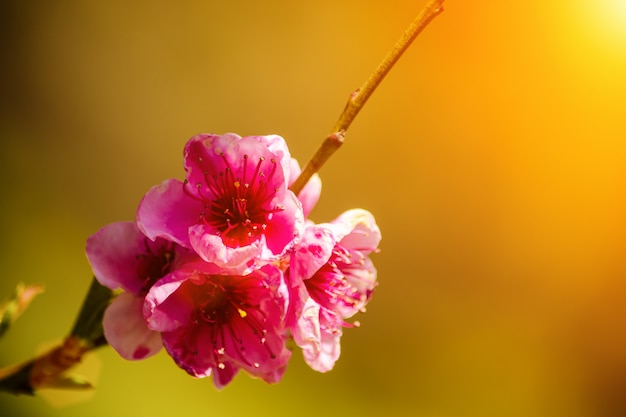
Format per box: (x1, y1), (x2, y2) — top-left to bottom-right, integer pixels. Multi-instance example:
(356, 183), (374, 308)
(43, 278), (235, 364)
(289, 0), (445, 195)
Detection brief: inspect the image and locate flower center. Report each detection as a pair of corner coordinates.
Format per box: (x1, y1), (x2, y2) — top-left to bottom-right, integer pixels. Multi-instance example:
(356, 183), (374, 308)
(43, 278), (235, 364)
(195, 275), (277, 369)
(304, 245), (367, 314)
(198, 280), (238, 324)
(198, 154), (283, 247)
(135, 239), (175, 294)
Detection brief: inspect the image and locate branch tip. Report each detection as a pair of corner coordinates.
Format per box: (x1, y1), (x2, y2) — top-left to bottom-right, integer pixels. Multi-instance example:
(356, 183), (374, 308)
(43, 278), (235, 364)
(290, 0), (445, 191)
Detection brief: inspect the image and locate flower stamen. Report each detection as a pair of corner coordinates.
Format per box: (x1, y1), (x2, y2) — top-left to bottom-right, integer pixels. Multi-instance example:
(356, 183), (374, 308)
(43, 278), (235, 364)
(190, 154), (285, 248)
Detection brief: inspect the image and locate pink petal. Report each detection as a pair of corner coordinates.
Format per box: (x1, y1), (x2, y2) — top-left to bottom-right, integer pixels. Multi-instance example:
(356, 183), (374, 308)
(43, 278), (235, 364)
(162, 324), (216, 378)
(86, 221), (146, 293)
(314, 310), (343, 372)
(103, 292), (162, 360)
(288, 158), (322, 218)
(183, 133), (238, 201)
(136, 178), (204, 248)
(188, 224), (262, 271)
(248, 134), (293, 188)
(292, 298), (342, 373)
(292, 298), (322, 356)
(212, 360), (239, 390)
(291, 224), (336, 281)
(263, 190), (304, 257)
(332, 209), (381, 252)
(143, 272), (192, 333)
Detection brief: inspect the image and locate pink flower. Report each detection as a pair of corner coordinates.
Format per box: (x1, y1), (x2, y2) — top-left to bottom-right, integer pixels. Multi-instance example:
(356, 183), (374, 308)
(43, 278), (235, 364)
(143, 264), (291, 389)
(137, 133), (304, 271)
(289, 209), (381, 372)
(85, 221), (194, 360)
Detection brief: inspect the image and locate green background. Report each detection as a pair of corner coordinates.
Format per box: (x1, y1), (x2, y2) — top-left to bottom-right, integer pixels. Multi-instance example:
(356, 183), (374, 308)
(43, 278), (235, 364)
(2, 1), (626, 416)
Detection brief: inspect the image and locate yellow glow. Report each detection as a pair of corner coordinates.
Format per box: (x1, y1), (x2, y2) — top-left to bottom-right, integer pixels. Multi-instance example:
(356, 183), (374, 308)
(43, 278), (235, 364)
(604, 0), (626, 21)
(578, 0), (626, 46)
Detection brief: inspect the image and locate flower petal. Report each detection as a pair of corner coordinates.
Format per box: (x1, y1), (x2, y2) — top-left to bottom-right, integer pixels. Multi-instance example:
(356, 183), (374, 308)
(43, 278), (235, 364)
(332, 208), (382, 252)
(292, 298), (342, 373)
(143, 272), (193, 333)
(136, 178), (204, 248)
(248, 134), (292, 188)
(291, 224), (336, 281)
(212, 360), (239, 390)
(162, 323), (215, 378)
(263, 190), (304, 257)
(103, 292), (162, 360)
(86, 222), (146, 293)
(288, 158), (322, 218)
(188, 224), (262, 271)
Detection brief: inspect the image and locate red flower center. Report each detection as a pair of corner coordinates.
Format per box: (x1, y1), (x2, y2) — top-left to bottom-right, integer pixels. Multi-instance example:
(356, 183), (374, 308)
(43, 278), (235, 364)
(197, 154), (284, 247)
(135, 239), (175, 294)
(304, 245), (368, 314)
(193, 274), (277, 369)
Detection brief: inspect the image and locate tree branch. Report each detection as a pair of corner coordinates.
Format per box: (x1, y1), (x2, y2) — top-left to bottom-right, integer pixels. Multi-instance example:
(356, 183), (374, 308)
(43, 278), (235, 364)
(289, 0), (445, 195)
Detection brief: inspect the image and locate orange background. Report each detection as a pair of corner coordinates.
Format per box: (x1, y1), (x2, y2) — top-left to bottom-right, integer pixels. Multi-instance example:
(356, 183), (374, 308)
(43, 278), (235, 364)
(2, 1), (626, 416)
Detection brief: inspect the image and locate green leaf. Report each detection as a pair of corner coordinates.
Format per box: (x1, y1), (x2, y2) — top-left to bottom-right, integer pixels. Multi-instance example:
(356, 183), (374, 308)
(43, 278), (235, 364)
(0, 283), (44, 340)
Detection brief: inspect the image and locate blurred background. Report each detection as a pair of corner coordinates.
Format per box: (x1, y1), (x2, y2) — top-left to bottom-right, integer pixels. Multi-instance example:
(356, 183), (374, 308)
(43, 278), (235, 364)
(1, 0), (626, 416)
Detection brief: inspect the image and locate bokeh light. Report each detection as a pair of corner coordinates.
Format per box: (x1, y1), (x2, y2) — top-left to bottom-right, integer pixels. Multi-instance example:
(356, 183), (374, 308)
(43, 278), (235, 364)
(1, 1), (626, 416)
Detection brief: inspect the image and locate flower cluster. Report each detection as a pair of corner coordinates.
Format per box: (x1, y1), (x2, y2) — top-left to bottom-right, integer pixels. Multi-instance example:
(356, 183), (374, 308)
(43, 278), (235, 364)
(86, 133), (381, 388)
